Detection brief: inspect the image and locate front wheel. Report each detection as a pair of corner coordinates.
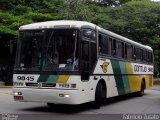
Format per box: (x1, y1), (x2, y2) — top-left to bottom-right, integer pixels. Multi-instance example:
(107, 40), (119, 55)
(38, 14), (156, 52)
(47, 103), (55, 108)
(94, 82), (103, 109)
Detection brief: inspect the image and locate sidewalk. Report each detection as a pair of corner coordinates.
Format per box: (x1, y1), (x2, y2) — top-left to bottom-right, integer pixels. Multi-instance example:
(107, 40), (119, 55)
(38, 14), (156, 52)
(0, 81), (13, 88)
(0, 86), (13, 88)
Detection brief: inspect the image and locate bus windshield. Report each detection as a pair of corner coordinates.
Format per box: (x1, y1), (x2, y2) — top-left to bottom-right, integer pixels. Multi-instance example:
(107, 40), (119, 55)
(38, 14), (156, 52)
(15, 29), (79, 72)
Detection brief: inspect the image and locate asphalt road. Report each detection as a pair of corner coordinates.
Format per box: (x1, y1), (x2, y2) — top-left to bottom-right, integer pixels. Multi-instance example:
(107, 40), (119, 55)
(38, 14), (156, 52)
(0, 87), (160, 120)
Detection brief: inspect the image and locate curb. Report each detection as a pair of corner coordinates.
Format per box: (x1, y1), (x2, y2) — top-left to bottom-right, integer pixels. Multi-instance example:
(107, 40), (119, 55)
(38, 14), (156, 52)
(0, 86), (13, 88)
(152, 85), (160, 89)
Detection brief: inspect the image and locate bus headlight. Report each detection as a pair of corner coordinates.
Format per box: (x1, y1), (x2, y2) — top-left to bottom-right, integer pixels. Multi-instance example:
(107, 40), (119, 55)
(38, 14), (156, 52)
(14, 92), (22, 96)
(64, 94), (70, 98)
(14, 92), (18, 96)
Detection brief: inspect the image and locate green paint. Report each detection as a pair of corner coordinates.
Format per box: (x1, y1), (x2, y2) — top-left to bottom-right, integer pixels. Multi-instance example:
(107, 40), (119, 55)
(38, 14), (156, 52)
(47, 75), (59, 83)
(119, 61), (130, 94)
(37, 75), (49, 82)
(111, 60), (125, 95)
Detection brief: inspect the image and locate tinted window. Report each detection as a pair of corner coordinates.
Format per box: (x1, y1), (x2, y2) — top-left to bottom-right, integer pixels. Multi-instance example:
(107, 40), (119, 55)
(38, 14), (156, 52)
(116, 41), (124, 58)
(126, 44), (133, 59)
(99, 34), (111, 55)
(135, 48), (141, 61)
(112, 39), (116, 56)
(82, 29), (96, 41)
(150, 52), (153, 63)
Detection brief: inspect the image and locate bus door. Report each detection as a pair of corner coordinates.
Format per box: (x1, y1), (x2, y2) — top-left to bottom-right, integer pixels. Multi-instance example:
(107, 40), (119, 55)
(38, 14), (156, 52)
(80, 28), (97, 80)
(80, 28), (97, 100)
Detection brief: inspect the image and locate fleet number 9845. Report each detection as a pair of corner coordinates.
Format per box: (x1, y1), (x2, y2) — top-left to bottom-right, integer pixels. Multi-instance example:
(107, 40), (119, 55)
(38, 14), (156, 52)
(17, 76), (34, 81)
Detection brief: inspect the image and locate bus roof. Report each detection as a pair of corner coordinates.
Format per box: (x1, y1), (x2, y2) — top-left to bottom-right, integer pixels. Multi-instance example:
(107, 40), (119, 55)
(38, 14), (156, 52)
(19, 20), (152, 51)
(19, 20), (96, 30)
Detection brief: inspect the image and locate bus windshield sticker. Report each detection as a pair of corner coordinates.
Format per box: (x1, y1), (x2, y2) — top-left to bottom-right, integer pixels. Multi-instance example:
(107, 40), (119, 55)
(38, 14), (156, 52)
(59, 64), (66, 68)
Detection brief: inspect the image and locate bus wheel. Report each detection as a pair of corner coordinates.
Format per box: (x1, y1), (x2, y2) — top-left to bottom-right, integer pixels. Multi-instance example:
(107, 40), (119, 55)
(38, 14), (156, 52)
(137, 81), (145, 97)
(94, 82), (103, 109)
(47, 103), (55, 108)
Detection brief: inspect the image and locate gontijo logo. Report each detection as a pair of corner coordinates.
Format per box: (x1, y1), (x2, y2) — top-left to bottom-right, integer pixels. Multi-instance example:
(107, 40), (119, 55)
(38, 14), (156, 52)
(100, 62), (110, 73)
(37, 83), (42, 88)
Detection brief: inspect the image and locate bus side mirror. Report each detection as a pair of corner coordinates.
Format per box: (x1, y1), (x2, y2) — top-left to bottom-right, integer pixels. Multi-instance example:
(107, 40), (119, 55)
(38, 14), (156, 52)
(81, 71), (89, 81)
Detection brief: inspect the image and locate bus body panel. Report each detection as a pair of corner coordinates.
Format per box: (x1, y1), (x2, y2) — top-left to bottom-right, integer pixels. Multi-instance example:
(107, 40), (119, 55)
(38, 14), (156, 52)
(13, 88), (81, 104)
(13, 57), (153, 104)
(13, 75), (93, 104)
(93, 58), (153, 96)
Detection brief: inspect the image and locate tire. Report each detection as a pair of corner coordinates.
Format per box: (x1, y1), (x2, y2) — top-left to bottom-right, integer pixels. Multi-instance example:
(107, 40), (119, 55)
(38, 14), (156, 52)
(137, 81), (145, 97)
(47, 103), (55, 108)
(94, 82), (103, 109)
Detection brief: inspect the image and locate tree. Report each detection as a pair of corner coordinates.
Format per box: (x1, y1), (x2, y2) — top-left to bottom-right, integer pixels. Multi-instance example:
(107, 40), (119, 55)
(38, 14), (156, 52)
(92, 0), (132, 6)
(0, 0), (160, 75)
(59, 0), (92, 20)
(0, 0), (62, 38)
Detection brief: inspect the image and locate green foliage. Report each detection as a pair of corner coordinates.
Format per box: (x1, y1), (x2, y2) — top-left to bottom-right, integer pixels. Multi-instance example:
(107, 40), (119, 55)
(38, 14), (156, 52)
(13, 5), (32, 16)
(0, 0), (14, 10)
(59, 0), (92, 20)
(59, 0), (160, 74)
(0, 0), (160, 74)
(0, 0), (62, 38)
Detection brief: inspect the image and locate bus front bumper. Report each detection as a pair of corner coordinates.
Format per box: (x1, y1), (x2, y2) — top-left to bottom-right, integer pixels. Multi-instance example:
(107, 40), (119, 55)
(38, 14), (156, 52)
(12, 88), (81, 105)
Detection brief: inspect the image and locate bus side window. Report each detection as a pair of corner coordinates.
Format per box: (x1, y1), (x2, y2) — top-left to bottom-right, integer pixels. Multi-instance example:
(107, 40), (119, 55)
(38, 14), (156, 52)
(116, 41), (124, 58)
(109, 38), (112, 55)
(122, 42), (125, 58)
(112, 39), (116, 56)
(140, 49), (142, 61)
(142, 50), (145, 62)
(145, 51), (147, 62)
(98, 34), (102, 54)
(147, 51), (149, 63)
(135, 47), (141, 61)
(133, 47), (136, 60)
(151, 52), (153, 63)
(147, 51), (150, 63)
(100, 34), (110, 55)
(124, 43), (127, 58)
(126, 44), (133, 60)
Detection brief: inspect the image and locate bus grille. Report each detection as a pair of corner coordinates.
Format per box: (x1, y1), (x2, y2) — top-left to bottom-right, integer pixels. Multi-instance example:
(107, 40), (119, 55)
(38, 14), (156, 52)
(25, 83), (56, 88)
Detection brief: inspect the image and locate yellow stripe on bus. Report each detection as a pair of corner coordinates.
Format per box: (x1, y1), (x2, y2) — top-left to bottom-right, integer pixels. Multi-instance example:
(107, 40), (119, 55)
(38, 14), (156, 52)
(145, 75), (153, 89)
(57, 75), (70, 83)
(125, 62), (141, 92)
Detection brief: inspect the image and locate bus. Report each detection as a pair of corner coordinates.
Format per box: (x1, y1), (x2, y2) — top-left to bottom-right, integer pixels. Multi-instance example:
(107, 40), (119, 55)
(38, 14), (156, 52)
(13, 20), (153, 109)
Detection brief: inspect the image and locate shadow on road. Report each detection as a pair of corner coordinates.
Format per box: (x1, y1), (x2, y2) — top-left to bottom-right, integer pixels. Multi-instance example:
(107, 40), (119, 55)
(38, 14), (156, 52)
(20, 92), (147, 114)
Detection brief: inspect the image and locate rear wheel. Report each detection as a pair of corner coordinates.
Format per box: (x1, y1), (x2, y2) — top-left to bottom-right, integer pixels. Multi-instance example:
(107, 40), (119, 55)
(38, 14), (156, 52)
(137, 81), (145, 97)
(94, 82), (103, 109)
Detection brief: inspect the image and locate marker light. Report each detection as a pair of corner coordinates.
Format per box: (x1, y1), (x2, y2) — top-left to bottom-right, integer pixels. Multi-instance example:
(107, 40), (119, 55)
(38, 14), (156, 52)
(59, 94), (70, 98)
